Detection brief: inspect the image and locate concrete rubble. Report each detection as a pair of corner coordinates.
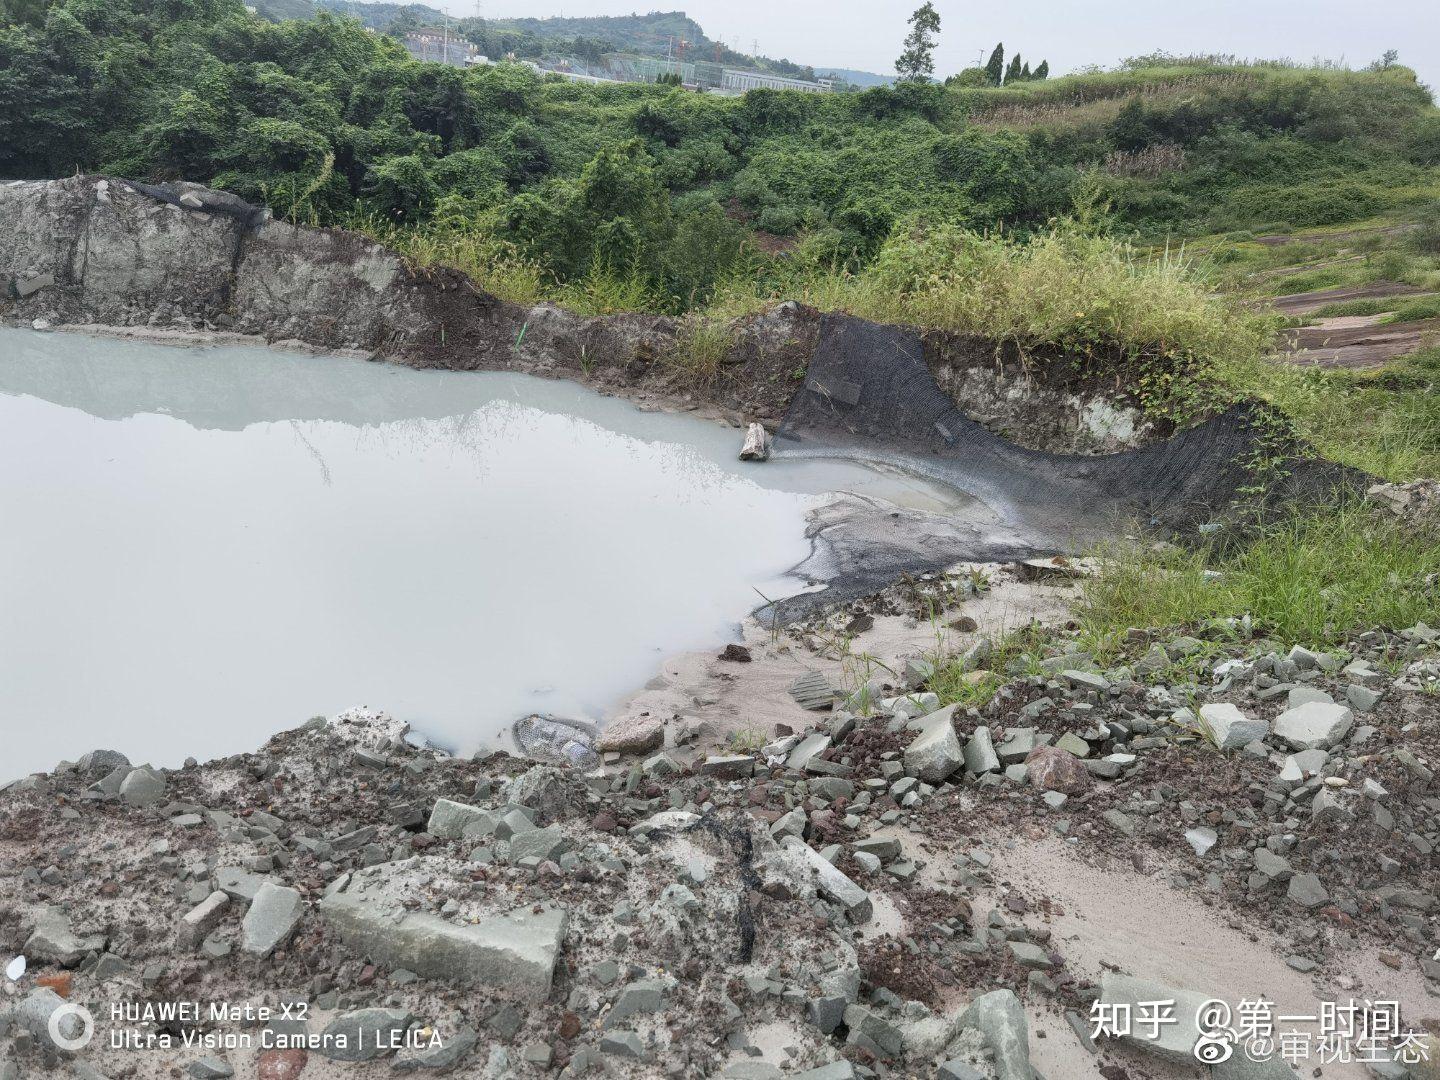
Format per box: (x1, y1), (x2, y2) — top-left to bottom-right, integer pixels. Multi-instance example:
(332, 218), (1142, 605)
(1, 572), (1437, 1078)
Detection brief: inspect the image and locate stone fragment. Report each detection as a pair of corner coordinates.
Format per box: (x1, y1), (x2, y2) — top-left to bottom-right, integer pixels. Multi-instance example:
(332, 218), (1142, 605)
(1272, 702), (1353, 751)
(22, 906), (105, 968)
(902, 705), (963, 782)
(120, 767), (166, 807)
(1198, 703), (1268, 751)
(958, 989), (1031, 1080)
(596, 714), (664, 755)
(739, 423), (770, 462)
(789, 672), (837, 711)
(1287, 872), (1328, 909)
(1025, 746), (1091, 794)
(178, 891), (230, 949)
(1097, 973), (1208, 1063)
(316, 1008), (413, 1062)
(963, 727), (1000, 774)
(242, 882), (304, 957)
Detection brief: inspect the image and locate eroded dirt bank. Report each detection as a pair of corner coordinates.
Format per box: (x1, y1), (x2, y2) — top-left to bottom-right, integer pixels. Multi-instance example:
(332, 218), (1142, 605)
(0, 175), (1295, 467)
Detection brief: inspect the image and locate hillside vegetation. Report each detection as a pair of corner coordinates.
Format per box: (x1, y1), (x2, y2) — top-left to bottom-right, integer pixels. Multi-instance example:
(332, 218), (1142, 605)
(2, 0), (1438, 641)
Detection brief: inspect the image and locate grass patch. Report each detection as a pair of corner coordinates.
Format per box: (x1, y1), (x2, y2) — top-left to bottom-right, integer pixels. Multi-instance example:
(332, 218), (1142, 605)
(1309, 297), (1400, 318)
(730, 219), (1275, 420)
(354, 211), (548, 307)
(1218, 347), (1440, 479)
(671, 314), (736, 382)
(1381, 295), (1440, 323)
(1075, 503), (1440, 648)
(928, 625), (1048, 710)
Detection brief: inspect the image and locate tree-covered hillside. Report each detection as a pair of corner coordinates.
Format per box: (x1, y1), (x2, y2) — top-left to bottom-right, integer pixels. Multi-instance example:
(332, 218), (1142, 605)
(1, 0), (1436, 316)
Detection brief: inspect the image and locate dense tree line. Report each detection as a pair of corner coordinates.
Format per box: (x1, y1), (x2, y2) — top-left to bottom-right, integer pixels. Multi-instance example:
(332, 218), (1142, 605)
(1, 0), (1435, 310)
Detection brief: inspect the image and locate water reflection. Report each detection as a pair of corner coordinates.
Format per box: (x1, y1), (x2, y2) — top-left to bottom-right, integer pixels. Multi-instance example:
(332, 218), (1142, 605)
(0, 328), (967, 780)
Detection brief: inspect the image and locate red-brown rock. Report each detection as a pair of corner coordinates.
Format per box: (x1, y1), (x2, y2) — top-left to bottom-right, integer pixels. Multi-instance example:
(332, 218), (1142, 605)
(258, 1049), (307, 1080)
(36, 972), (72, 998)
(1026, 746), (1092, 794)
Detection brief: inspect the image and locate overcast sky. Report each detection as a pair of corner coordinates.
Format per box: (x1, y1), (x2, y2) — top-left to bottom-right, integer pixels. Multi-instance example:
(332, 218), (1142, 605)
(453, 0), (1439, 92)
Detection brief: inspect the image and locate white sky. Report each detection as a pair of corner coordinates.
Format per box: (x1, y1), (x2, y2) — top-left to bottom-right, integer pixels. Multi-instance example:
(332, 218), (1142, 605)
(453, 0), (1439, 93)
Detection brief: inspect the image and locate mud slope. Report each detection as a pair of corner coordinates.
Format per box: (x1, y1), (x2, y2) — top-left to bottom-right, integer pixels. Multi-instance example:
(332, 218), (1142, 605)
(781, 316), (1355, 536)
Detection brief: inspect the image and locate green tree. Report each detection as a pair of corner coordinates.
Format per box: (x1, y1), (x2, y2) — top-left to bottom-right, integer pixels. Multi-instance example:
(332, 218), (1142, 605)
(946, 66), (991, 88)
(1033, 59), (1049, 80)
(0, 0), (48, 28)
(984, 43), (1004, 86)
(1004, 54), (1023, 84)
(895, 2), (939, 83)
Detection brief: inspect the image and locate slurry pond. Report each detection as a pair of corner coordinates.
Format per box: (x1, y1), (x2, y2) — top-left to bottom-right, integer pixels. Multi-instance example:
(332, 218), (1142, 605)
(0, 328), (968, 779)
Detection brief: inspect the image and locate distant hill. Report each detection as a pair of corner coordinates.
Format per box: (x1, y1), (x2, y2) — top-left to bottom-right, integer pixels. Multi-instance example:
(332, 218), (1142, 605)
(261, 1), (890, 84)
(815, 68), (894, 88)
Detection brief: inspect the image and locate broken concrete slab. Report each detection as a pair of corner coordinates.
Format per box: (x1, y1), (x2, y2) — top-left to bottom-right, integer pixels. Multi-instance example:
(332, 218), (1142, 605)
(320, 866), (566, 1000)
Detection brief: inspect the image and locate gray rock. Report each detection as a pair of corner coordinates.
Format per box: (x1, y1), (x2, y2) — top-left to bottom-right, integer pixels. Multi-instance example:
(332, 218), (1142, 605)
(790, 1065), (857, 1080)
(178, 891), (230, 950)
(598, 1030), (646, 1060)
(958, 989), (1030, 1080)
(77, 749), (131, 778)
(963, 727), (1000, 774)
(903, 705), (963, 781)
(392, 1025), (479, 1072)
(1286, 872), (1329, 909)
(787, 732), (832, 771)
(1346, 684), (1382, 712)
(1286, 685), (1334, 708)
(185, 1057), (235, 1079)
(1272, 702), (1353, 751)
(5, 988), (87, 1049)
(22, 905), (105, 967)
(1008, 941), (1051, 968)
(241, 881), (304, 957)
(794, 842), (872, 922)
(1198, 703), (1268, 751)
(316, 1008), (413, 1061)
(120, 767), (166, 807)
(508, 824), (570, 864)
(1253, 848), (1292, 881)
(938, 1062), (986, 1080)
(320, 865), (566, 1000)
(213, 866), (269, 903)
(995, 727), (1036, 764)
(426, 799), (496, 840)
(604, 979), (668, 1027)
(1102, 809), (1135, 837)
(1184, 827), (1218, 857)
(843, 1005), (903, 1058)
(1097, 973), (1212, 1062)
(722, 1064), (783, 1080)
(739, 422), (770, 462)
(790, 672), (838, 711)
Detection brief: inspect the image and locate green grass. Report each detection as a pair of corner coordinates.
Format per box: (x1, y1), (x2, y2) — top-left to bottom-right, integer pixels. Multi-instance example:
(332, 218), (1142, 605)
(1218, 346), (1440, 479)
(1075, 503), (1440, 648)
(1382, 295), (1440, 323)
(1308, 297), (1396, 318)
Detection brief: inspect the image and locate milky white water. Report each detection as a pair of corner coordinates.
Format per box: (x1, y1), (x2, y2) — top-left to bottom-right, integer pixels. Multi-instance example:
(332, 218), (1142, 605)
(0, 328), (967, 780)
